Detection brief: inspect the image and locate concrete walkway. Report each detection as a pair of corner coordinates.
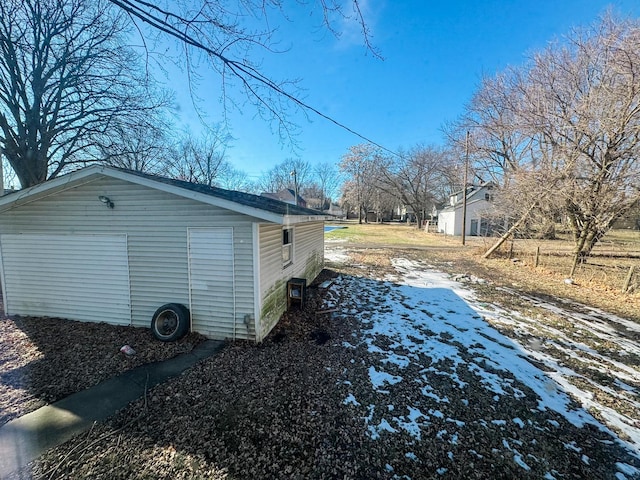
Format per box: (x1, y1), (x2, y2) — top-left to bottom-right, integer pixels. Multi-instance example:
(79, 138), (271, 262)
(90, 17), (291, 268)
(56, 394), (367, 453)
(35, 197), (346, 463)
(0, 340), (224, 478)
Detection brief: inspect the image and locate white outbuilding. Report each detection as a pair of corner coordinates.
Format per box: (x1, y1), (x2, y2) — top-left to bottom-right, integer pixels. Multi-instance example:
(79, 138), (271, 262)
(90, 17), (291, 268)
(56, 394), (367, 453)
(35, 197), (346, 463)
(437, 183), (497, 237)
(0, 165), (328, 342)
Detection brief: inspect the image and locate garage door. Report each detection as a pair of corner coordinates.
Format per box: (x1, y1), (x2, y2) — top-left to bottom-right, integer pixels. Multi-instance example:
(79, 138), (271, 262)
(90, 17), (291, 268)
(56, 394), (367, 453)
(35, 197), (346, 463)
(0, 234), (131, 325)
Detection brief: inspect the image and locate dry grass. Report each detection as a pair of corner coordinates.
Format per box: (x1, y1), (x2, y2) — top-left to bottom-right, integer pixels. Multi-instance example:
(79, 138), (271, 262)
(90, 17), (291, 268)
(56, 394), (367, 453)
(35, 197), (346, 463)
(326, 222), (640, 323)
(326, 221), (458, 247)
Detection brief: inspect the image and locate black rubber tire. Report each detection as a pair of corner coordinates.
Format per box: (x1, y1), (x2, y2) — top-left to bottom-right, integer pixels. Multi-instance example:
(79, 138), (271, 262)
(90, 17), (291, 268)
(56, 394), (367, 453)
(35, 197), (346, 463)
(151, 303), (190, 342)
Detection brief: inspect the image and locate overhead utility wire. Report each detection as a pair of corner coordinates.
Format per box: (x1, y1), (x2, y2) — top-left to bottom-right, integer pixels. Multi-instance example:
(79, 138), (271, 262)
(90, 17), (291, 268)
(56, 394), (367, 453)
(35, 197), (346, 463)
(108, 0), (400, 158)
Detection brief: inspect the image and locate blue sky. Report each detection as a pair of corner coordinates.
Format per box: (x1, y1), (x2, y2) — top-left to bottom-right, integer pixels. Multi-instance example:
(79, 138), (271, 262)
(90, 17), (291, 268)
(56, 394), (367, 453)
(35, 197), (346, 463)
(170, 1), (640, 180)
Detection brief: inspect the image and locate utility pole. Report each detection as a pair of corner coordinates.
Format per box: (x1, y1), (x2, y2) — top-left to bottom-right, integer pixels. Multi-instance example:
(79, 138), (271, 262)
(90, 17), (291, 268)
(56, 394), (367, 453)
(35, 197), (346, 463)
(461, 131), (469, 246)
(290, 169), (298, 206)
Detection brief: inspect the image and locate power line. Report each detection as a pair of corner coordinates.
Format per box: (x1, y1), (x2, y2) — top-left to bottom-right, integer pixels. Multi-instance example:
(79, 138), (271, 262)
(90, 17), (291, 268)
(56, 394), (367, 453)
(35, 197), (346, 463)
(108, 0), (400, 158)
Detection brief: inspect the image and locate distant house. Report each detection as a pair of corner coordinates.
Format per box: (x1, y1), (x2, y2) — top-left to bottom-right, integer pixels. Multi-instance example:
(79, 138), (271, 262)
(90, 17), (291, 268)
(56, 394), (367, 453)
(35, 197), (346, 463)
(396, 204), (439, 225)
(325, 203), (345, 218)
(305, 197), (322, 210)
(438, 183), (497, 236)
(366, 209), (393, 223)
(261, 189), (307, 208)
(0, 166), (329, 342)
(396, 205), (414, 222)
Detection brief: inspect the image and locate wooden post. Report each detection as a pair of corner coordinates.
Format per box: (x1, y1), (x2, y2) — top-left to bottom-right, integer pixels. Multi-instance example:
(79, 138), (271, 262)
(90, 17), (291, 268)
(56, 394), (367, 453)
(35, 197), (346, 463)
(461, 131), (469, 246)
(534, 246), (540, 268)
(622, 265), (635, 293)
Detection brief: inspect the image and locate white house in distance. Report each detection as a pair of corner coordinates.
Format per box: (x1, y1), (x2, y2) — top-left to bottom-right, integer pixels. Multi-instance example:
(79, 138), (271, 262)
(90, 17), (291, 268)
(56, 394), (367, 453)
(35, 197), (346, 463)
(438, 183), (496, 237)
(326, 203), (345, 219)
(0, 165), (329, 342)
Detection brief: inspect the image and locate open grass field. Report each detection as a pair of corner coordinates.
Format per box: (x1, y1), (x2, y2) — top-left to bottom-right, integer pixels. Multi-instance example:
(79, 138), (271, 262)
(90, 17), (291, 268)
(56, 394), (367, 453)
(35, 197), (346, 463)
(325, 221), (640, 322)
(326, 220), (640, 252)
(325, 221), (452, 246)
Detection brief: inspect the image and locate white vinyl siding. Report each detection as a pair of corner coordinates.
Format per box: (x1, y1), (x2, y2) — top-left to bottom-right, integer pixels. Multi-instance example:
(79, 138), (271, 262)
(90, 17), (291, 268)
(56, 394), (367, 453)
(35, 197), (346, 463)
(258, 224), (285, 339)
(438, 209), (456, 235)
(292, 222), (324, 279)
(0, 177), (256, 340)
(0, 234), (130, 324)
(438, 186), (495, 237)
(257, 221), (324, 340)
(437, 200), (493, 237)
(188, 228), (236, 339)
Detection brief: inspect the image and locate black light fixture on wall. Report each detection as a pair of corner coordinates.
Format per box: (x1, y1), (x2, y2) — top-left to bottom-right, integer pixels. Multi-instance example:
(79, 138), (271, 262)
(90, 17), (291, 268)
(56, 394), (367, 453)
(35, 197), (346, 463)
(98, 195), (114, 209)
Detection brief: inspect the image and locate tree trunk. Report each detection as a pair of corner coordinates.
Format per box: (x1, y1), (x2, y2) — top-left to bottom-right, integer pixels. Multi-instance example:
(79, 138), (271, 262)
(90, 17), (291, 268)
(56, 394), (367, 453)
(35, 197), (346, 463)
(483, 202), (538, 259)
(569, 225), (607, 277)
(569, 253), (580, 277)
(6, 151), (48, 188)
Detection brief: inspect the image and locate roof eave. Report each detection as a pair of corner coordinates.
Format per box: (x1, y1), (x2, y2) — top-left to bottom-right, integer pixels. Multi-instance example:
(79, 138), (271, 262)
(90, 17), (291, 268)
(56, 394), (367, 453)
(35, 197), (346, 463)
(0, 166), (105, 212)
(102, 167), (288, 222)
(282, 214), (331, 225)
(0, 165), (328, 223)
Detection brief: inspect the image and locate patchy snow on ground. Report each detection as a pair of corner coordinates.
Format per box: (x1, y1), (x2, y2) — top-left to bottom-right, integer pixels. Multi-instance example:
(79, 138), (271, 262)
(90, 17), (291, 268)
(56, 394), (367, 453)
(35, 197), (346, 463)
(484, 288), (640, 446)
(323, 248), (640, 479)
(324, 246), (352, 263)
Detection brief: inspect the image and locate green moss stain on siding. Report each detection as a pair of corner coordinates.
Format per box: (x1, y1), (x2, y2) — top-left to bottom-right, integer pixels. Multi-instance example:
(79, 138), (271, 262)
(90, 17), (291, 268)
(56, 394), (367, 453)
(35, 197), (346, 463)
(260, 279), (287, 337)
(258, 249), (323, 340)
(304, 250), (324, 282)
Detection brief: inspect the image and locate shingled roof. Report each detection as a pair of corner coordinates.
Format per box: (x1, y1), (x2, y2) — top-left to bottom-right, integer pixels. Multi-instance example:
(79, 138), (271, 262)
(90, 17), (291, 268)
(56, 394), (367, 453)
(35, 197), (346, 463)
(0, 165), (328, 222)
(118, 168), (323, 217)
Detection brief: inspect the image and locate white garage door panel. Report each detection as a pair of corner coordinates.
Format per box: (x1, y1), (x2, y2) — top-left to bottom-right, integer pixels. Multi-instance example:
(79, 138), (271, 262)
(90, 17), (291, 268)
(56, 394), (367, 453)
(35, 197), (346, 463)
(0, 234), (131, 325)
(188, 228), (235, 338)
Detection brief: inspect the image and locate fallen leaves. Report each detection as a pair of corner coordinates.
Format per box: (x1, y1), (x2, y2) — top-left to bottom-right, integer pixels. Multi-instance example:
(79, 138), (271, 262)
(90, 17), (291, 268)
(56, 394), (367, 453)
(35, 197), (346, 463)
(0, 315), (205, 426)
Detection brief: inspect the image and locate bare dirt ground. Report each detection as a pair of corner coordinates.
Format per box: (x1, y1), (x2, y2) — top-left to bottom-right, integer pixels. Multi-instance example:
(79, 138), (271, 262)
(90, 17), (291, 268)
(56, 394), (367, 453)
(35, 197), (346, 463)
(2, 244), (640, 479)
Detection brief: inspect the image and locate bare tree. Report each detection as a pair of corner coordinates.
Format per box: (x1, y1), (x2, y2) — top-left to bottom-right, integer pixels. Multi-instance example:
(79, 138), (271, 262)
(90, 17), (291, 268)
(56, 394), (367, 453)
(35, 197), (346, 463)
(0, 0), (169, 188)
(101, 120), (173, 174)
(215, 163), (253, 192)
(524, 15), (640, 267)
(1, 158), (17, 191)
(314, 162), (341, 211)
(446, 72), (535, 185)
(257, 158), (312, 195)
(166, 129), (231, 186)
(339, 144), (383, 223)
(380, 145), (452, 227)
(469, 14), (640, 265)
(339, 179), (371, 221)
(370, 178), (398, 223)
